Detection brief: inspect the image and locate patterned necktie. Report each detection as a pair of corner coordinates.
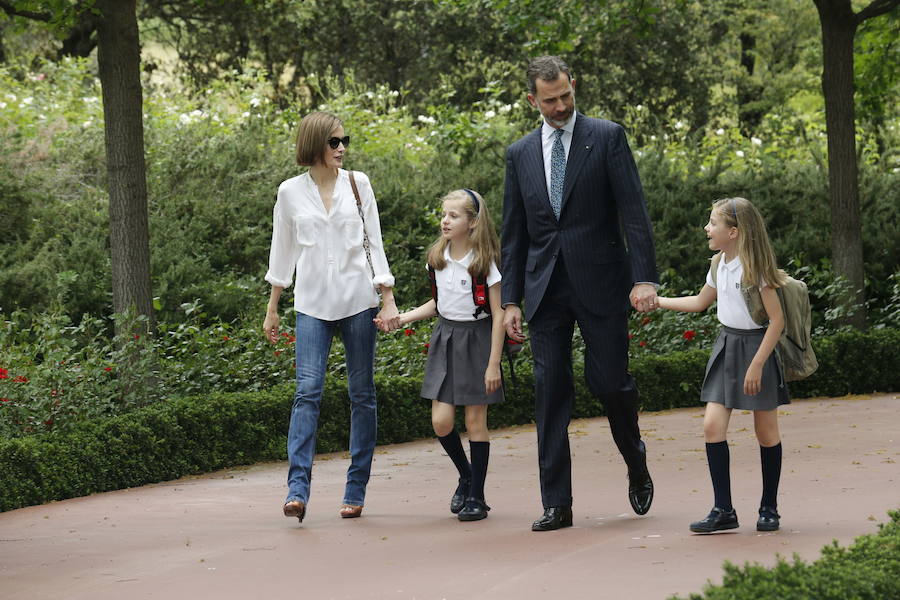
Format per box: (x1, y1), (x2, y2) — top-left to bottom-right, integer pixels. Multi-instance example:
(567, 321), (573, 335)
(550, 128), (565, 219)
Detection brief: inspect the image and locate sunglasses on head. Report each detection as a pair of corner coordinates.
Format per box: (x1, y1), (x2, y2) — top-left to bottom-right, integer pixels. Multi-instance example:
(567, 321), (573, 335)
(327, 136), (350, 149)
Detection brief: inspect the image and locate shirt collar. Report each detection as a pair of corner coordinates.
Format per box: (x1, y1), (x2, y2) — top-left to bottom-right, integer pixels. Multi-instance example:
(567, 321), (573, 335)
(443, 244), (473, 266)
(541, 111), (577, 141)
(721, 254), (742, 272)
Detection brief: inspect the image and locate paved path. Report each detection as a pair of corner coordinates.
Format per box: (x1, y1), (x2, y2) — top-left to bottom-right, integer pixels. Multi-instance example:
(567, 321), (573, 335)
(1, 394), (897, 600)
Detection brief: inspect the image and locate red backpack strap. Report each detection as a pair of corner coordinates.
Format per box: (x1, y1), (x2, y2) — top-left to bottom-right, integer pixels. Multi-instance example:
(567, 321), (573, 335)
(471, 273), (491, 318)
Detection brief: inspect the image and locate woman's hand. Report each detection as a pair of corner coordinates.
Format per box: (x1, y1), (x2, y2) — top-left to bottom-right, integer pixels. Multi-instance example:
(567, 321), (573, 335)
(744, 362), (763, 396)
(263, 312), (280, 344)
(485, 363), (502, 395)
(376, 303), (400, 332)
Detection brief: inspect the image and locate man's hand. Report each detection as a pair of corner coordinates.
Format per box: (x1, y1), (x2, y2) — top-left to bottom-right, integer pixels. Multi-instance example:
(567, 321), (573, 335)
(503, 305), (526, 342)
(630, 283), (658, 313)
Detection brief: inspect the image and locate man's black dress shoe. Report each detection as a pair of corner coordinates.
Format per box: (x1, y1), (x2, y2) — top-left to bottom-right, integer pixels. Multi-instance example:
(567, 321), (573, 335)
(531, 506), (573, 531)
(756, 506), (780, 531)
(628, 468), (654, 515)
(450, 477), (470, 514)
(689, 507), (739, 533)
(457, 497), (490, 521)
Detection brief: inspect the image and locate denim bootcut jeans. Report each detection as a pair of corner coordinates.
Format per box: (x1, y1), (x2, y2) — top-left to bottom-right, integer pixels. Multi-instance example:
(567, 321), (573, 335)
(285, 307), (378, 507)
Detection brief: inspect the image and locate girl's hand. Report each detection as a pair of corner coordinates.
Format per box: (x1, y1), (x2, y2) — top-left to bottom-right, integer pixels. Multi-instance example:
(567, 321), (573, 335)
(744, 363), (763, 396)
(263, 312), (280, 344)
(485, 363), (502, 394)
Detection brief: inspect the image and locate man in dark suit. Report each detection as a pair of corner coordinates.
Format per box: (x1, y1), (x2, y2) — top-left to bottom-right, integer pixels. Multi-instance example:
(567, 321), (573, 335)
(501, 56), (658, 531)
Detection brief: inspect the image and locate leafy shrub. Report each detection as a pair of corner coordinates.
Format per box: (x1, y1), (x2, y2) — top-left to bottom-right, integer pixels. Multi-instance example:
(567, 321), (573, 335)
(670, 510), (900, 600)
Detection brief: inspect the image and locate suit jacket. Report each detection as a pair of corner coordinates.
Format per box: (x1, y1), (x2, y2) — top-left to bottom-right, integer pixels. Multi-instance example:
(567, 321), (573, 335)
(501, 113), (658, 321)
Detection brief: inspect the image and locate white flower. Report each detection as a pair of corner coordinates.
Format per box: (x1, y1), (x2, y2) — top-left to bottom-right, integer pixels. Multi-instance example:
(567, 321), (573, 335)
(751, 136), (762, 146)
(390, 90), (399, 97)
(417, 115), (436, 125)
(249, 97), (261, 107)
(415, 136), (424, 142)
(242, 111), (250, 118)
(179, 113), (193, 125)
(0, 102), (6, 109)
(485, 110), (496, 119)
(715, 128), (725, 135)
(735, 150), (745, 158)
(675, 120), (684, 129)
(636, 104), (643, 111)
(22, 97), (33, 105)
(190, 109), (204, 118)
(650, 135), (657, 141)
(5, 93), (16, 102)
(500, 104), (512, 113)
(83, 120), (93, 127)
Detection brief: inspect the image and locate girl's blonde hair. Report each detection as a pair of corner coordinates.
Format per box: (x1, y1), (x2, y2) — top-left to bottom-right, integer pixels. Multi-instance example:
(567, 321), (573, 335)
(426, 189), (500, 278)
(712, 197), (786, 288)
(295, 111), (342, 166)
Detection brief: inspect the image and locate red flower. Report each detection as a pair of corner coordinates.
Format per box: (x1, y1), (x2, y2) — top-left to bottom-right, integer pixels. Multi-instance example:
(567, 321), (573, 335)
(44, 419), (53, 427)
(222, 336), (230, 341)
(627, 333), (634, 340)
(0, 398), (10, 403)
(0, 368), (8, 379)
(274, 350), (282, 357)
(639, 341), (647, 347)
(12, 375), (28, 383)
(682, 330), (696, 341)
(423, 342), (430, 354)
(404, 328), (415, 336)
(641, 317), (651, 325)
(288, 335), (296, 343)
(133, 334), (140, 340)
(104, 367), (113, 372)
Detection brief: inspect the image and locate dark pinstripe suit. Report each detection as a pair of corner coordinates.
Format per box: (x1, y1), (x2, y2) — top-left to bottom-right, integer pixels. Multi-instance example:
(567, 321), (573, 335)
(501, 112), (658, 508)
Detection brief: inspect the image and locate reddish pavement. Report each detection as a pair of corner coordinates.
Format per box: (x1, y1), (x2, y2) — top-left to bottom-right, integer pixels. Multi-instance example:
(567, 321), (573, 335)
(1, 393), (897, 600)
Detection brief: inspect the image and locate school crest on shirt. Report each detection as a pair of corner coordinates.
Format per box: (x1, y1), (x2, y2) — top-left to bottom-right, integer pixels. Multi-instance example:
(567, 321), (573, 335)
(461, 278), (470, 288)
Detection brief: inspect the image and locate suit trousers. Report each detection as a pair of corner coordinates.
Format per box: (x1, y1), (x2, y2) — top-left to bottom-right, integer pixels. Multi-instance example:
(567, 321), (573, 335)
(529, 257), (647, 508)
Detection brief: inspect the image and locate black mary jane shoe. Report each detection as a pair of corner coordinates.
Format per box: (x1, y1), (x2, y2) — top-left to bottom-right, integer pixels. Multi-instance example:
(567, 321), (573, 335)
(690, 507), (739, 533)
(457, 497), (490, 521)
(531, 506), (573, 531)
(450, 477), (470, 514)
(756, 506), (781, 531)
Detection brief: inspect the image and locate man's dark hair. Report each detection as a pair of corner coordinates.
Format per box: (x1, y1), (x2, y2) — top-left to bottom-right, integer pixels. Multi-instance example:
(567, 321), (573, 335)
(526, 56), (572, 94)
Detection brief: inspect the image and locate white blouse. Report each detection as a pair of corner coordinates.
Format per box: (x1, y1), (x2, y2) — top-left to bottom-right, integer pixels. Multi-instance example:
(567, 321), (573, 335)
(432, 246), (501, 321)
(265, 169), (395, 321)
(706, 255), (765, 330)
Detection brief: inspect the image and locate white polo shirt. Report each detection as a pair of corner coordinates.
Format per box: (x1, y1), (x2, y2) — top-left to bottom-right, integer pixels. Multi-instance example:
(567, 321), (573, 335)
(706, 255), (766, 330)
(431, 246), (501, 321)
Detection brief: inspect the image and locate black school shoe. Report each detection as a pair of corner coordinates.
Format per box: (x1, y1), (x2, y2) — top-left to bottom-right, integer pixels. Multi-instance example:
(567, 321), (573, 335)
(457, 498), (490, 521)
(757, 506), (780, 531)
(690, 507), (739, 533)
(450, 478), (470, 514)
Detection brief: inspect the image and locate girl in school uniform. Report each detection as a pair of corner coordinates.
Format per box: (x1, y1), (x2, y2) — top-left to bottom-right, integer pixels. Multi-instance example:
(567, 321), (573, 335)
(656, 197), (789, 533)
(377, 188), (505, 521)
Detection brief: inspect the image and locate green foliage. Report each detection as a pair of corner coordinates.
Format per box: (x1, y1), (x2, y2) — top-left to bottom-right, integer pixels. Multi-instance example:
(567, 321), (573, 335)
(670, 510), (900, 600)
(2, 327), (897, 511)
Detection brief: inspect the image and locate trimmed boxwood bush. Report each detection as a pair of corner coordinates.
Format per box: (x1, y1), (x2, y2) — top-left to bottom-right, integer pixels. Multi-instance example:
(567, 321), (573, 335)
(1, 328), (896, 512)
(671, 510), (900, 600)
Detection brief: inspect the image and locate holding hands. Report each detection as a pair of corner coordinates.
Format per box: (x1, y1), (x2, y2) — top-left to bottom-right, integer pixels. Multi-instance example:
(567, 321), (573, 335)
(630, 283), (658, 313)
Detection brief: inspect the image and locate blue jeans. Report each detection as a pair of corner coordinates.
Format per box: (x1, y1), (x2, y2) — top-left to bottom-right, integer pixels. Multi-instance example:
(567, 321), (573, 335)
(286, 307), (378, 506)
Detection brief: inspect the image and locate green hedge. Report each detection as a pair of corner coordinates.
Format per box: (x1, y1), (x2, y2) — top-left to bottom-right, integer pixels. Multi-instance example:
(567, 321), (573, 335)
(671, 510), (900, 600)
(1, 328), (896, 512)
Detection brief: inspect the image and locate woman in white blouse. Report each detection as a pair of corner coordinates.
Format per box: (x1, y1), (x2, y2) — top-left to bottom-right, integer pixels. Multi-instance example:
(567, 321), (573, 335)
(263, 111), (399, 523)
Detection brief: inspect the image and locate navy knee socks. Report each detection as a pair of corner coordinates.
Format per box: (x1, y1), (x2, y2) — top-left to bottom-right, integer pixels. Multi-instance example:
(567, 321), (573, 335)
(706, 440), (732, 511)
(468, 441), (490, 501)
(760, 442), (782, 509)
(438, 430), (471, 481)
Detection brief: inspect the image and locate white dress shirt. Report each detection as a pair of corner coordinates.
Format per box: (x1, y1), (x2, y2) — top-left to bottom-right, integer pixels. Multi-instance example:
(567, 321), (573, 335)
(540, 111), (576, 197)
(431, 245), (501, 321)
(265, 169), (394, 321)
(706, 255), (765, 330)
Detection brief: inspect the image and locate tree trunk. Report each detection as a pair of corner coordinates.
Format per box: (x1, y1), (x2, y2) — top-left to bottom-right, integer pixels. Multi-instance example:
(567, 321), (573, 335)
(813, 0), (866, 328)
(96, 0), (155, 334)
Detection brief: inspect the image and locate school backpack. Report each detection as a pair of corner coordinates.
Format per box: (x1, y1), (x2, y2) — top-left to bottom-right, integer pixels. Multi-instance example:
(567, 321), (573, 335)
(710, 254), (818, 382)
(427, 265), (524, 378)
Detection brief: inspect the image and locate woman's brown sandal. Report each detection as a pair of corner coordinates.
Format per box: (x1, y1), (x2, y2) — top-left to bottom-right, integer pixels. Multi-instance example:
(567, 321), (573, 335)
(283, 500), (306, 522)
(339, 504), (363, 519)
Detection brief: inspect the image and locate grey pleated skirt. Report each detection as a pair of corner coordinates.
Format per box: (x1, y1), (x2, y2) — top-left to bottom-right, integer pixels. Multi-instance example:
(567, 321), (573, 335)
(700, 326), (790, 410)
(421, 316), (505, 406)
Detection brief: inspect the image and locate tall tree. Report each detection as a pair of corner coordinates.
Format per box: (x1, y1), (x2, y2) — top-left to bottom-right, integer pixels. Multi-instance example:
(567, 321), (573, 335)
(1, 0), (154, 335)
(812, 0), (898, 328)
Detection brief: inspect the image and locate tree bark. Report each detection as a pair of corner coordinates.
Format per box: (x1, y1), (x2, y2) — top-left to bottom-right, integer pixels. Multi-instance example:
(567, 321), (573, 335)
(96, 0), (155, 334)
(813, 0), (866, 328)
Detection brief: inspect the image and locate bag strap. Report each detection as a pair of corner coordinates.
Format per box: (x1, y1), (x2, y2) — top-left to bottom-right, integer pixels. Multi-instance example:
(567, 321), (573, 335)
(348, 171), (377, 286)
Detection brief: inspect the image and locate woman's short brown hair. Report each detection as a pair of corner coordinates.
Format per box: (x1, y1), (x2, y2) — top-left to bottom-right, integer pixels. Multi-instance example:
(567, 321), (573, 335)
(295, 111), (342, 166)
